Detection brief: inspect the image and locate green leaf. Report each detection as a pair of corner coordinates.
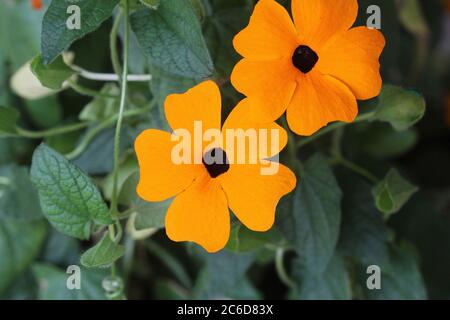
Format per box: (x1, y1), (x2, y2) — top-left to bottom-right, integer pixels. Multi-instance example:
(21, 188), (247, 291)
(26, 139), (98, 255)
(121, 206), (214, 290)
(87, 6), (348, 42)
(30, 54), (75, 90)
(374, 85), (426, 131)
(278, 153), (342, 275)
(116, 172), (170, 230)
(149, 66), (199, 112)
(32, 263), (107, 300)
(226, 223), (284, 253)
(0, 164), (43, 221)
(0, 0), (43, 70)
(30, 144), (112, 239)
(41, 229), (81, 266)
(0, 220), (47, 294)
(373, 169), (418, 218)
(103, 154), (138, 202)
(338, 174), (390, 266)
(134, 199), (171, 230)
(0, 106), (19, 137)
(193, 250), (259, 299)
(25, 95), (63, 128)
(79, 84), (119, 122)
(41, 0), (120, 64)
(81, 232), (125, 268)
(131, 0), (213, 78)
(73, 128), (132, 175)
(363, 242), (427, 300)
(291, 253), (351, 300)
(358, 123), (418, 159)
(203, 0), (251, 77)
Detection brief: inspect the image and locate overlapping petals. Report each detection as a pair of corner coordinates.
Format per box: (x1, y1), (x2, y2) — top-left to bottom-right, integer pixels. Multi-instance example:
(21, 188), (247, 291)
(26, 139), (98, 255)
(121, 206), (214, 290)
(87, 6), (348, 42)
(231, 0), (386, 136)
(135, 81), (296, 252)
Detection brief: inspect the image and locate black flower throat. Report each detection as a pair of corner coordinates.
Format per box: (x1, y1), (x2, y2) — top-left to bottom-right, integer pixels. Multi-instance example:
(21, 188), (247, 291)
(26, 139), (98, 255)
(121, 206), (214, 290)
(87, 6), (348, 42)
(202, 148), (230, 178)
(292, 45), (319, 74)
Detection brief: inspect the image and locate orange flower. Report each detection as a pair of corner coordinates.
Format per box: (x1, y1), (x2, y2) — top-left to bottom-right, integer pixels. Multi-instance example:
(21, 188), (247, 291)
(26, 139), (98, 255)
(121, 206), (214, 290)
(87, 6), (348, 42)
(31, 0), (43, 10)
(231, 0), (385, 136)
(134, 81), (296, 252)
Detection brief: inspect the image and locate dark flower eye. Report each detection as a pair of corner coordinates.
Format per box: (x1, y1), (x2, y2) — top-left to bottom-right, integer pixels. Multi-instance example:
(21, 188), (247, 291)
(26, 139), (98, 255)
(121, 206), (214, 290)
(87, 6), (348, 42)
(292, 45), (319, 74)
(202, 148), (230, 178)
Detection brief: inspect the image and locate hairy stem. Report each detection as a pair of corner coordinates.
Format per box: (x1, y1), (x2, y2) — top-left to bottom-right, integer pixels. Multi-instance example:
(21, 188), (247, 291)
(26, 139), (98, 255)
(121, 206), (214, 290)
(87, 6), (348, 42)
(16, 122), (89, 139)
(64, 107), (149, 160)
(275, 248), (297, 290)
(68, 79), (119, 99)
(336, 157), (379, 184)
(110, 0), (130, 216)
(110, 8), (124, 79)
(73, 66), (152, 82)
(297, 112), (375, 148)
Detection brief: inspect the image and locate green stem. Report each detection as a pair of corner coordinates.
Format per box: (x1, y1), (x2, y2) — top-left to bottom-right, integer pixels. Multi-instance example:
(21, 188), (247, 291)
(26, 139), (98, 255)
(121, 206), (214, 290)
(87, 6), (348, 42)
(68, 79), (119, 100)
(336, 157), (379, 184)
(110, 0), (130, 216)
(64, 107), (149, 160)
(297, 112), (375, 149)
(110, 9), (124, 79)
(16, 122), (89, 139)
(144, 240), (193, 289)
(275, 248), (297, 290)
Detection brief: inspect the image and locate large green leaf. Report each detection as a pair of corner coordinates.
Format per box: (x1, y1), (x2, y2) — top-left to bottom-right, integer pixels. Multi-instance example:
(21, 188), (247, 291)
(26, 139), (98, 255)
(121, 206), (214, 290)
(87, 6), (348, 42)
(30, 144), (112, 239)
(41, 0), (120, 64)
(373, 169), (418, 218)
(31, 54), (75, 90)
(32, 263), (107, 300)
(338, 174), (390, 267)
(0, 220), (47, 294)
(363, 242), (427, 300)
(278, 154), (342, 275)
(149, 66), (199, 111)
(0, 106), (19, 137)
(291, 253), (351, 300)
(131, 0), (213, 78)
(0, 164), (43, 221)
(81, 232), (125, 268)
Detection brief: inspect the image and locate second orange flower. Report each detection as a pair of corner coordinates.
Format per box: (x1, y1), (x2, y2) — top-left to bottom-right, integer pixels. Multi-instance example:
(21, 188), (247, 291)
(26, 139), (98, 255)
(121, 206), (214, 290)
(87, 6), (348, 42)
(231, 0), (386, 136)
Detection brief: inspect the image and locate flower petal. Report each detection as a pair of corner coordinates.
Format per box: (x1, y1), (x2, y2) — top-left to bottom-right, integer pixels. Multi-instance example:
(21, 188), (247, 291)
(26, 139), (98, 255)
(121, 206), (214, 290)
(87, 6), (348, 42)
(233, 0), (298, 60)
(165, 173), (230, 253)
(317, 27), (386, 100)
(164, 80), (221, 133)
(286, 71), (357, 136)
(135, 129), (203, 201)
(291, 0), (358, 48)
(222, 99), (288, 162)
(219, 161), (296, 232)
(231, 58), (297, 123)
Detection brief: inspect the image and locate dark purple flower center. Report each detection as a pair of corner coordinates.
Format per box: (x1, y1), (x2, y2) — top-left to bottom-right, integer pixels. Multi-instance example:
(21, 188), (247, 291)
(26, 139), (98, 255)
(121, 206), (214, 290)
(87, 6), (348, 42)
(202, 148), (230, 178)
(292, 45), (319, 73)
